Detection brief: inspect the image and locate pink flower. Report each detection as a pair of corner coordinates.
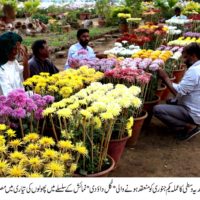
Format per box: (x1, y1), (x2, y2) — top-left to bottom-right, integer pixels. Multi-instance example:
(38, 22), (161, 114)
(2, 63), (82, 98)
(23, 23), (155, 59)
(152, 59), (164, 67)
(43, 95), (55, 104)
(0, 105), (13, 116)
(12, 108), (26, 118)
(31, 94), (42, 101)
(34, 108), (43, 120)
(136, 73), (152, 84)
(149, 63), (159, 71)
(77, 49), (88, 55)
(26, 99), (37, 112)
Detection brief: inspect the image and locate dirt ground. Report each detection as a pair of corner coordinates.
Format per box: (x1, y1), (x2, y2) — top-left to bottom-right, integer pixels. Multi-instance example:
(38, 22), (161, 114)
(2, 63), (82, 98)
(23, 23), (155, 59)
(52, 36), (200, 177)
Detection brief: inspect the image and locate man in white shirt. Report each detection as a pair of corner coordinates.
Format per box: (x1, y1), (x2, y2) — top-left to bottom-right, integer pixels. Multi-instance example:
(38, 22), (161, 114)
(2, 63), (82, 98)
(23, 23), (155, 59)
(154, 43), (200, 141)
(0, 32), (30, 96)
(171, 7), (187, 20)
(65, 28), (96, 69)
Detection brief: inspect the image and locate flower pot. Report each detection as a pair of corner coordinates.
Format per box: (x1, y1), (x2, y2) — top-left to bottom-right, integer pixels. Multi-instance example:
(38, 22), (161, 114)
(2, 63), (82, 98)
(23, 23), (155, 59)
(108, 135), (130, 167)
(143, 95), (160, 128)
(161, 76), (176, 101)
(85, 155), (115, 177)
(119, 23), (128, 33)
(156, 83), (167, 100)
(126, 111), (148, 147)
(173, 67), (185, 83)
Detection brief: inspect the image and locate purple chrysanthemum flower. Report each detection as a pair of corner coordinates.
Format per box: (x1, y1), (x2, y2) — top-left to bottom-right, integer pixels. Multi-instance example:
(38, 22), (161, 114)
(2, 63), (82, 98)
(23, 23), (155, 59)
(12, 108), (26, 118)
(34, 108), (43, 120)
(26, 98), (37, 112)
(43, 95), (55, 104)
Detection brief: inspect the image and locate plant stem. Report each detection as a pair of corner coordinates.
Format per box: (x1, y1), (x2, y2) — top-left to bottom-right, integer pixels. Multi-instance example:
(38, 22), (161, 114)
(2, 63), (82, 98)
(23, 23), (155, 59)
(30, 112), (33, 132)
(19, 119), (24, 138)
(41, 118), (46, 136)
(50, 115), (58, 142)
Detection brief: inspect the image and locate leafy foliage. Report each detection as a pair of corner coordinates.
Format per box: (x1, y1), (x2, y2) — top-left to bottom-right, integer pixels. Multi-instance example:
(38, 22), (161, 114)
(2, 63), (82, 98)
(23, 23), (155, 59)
(23, 0), (40, 15)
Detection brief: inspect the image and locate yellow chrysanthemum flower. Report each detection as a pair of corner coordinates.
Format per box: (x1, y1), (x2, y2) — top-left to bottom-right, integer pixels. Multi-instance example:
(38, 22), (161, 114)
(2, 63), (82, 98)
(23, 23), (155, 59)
(0, 124), (6, 131)
(74, 143), (88, 156)
(126, 117), (134, 137)
(59, 87), (73, 98)
(40, 72), (50, 77)
(42, 107), (56, 116)
(0, 160), (9, 176)
(129, 86), (141, 96)
(45, 161), (65, 177)
(27, 173), (43, 178)
(93, 116), (102, 129)
(100, 112), (114, 120)
(28, 157), (43, 171)
(58, 140), (74, 151)
(23, 80), (33, 87)
(80, 109), (93, 119)
(51, 101), (66, 108)
(39, 137), (55, 148)
(131, 97), (142, 108)
(23, 133), (40, 143)
(9, 139), (23, 150)
(0, 145), (7, 155)
(9, 165), (26, 177)
(48, 85), (59, 93)
(6, 129), (16, 138)
(42, 149), (58, 160)
(60, 153), (72, 162)
(57, 108), (72, 118)
(0, 135), (6, 146)
(10, 151), (27, 163)
(69, 163), (77, 173)
(25, 143), (40, 155)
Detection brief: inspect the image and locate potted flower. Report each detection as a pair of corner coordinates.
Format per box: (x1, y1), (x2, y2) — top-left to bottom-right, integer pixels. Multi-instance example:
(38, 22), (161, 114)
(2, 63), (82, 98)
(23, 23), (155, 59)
(95, 0), (110, 27)
(43, 82), (142, 175)
(104, 67), (151, 146)
(0, 89), (54, 138)
(0, 125), (86, 177)
(23, 67), (104, 102)
(118, 13), (131, 33)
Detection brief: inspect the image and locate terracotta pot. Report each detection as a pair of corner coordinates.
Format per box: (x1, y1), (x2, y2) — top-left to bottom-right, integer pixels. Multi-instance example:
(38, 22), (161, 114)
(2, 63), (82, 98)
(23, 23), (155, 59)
(143, 95), (160, 128)
(161, 76), (176, 101)
(173, 67), (185, 83)
(144, 95), (160, 113)
(108, 135), (130, 167)
(86, 155), (115, 177)
(156, 83), (167, 100)
(126, 111), (148, 147)
(119, 23), (128, 33)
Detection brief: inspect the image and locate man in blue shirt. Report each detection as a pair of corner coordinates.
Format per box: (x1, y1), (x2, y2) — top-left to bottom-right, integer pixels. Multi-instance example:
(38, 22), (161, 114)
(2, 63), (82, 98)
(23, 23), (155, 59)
(65, 29), (107, 69)
(65, 29), (96, 69)
(154, 43), (200, 141)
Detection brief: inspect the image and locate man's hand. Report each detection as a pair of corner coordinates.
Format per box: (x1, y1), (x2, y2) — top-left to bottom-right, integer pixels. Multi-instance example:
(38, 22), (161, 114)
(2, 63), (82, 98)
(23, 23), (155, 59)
(20, 45), (29, 64)
(157, 68), (169, 81)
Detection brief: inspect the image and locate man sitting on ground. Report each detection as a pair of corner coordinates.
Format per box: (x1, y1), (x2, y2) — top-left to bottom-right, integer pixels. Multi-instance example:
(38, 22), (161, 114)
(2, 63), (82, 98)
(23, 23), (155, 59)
(28, 40), (59, 77)
(153, 43), (200, 141)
